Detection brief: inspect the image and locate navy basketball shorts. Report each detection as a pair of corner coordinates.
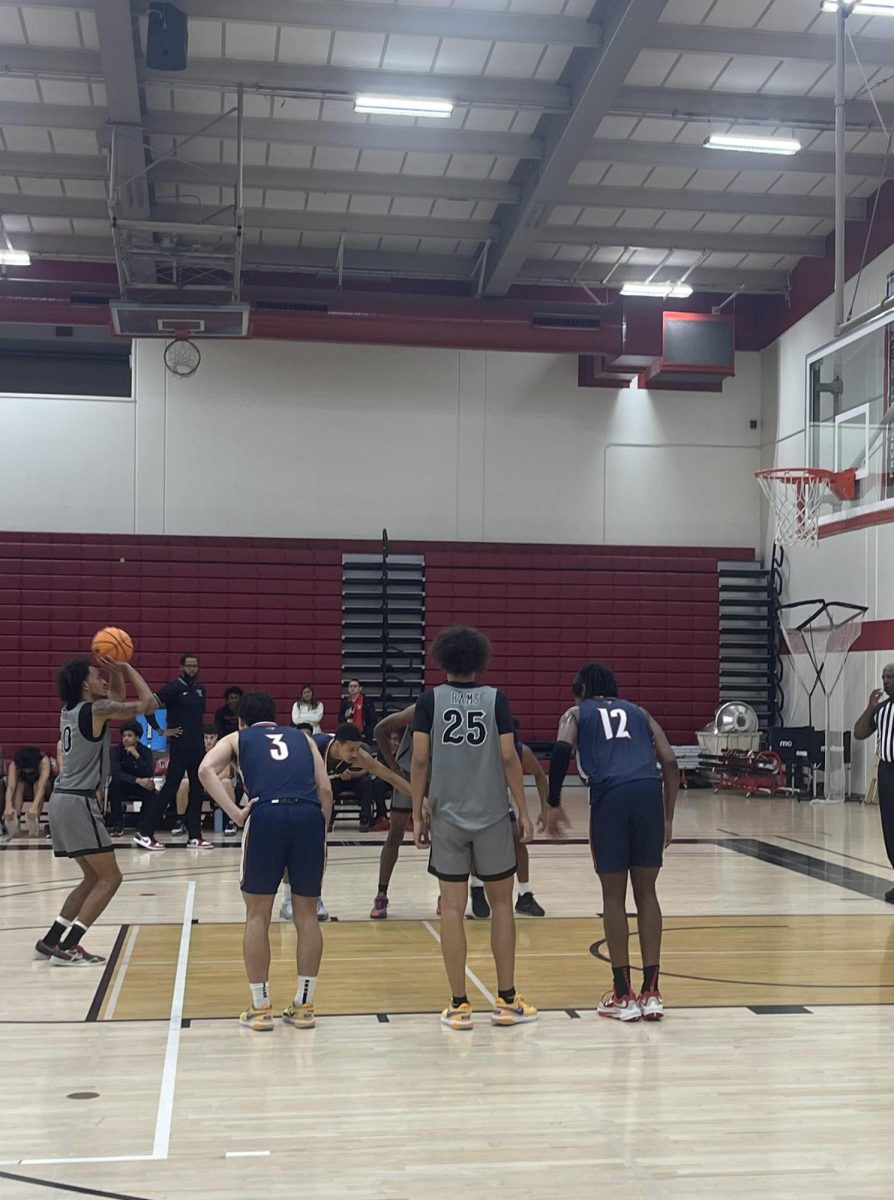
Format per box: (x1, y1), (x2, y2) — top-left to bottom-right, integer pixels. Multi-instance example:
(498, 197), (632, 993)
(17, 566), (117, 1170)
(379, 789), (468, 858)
(240, 800), (326, 896)
(588, 778), (664, 875)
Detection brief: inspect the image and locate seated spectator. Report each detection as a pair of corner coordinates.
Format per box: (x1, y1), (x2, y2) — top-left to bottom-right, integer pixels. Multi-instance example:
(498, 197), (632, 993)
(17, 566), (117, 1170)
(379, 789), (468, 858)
(292, 684), (324, 734)
(337, 678), (377, 740)
(3, 746), (52, 837)
(214, 686), (244, 739)
(107, 721), (156, 836)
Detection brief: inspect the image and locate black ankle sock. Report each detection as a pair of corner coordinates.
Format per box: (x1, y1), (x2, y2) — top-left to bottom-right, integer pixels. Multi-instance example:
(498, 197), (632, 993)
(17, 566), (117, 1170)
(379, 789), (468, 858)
(642, 964), (660, 992)
(451, 995), (469, 1008)
(612, 966), (632, 997)
(60, 921), (88, 951)
(377, 883), (388, 896)
(42, 919), (69, 948)
(498, 987), (517, 1004)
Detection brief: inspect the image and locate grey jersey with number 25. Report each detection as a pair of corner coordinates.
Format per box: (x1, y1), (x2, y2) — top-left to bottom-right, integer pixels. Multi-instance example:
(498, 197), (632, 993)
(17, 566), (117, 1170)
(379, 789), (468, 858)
(426, 683), (509, 831)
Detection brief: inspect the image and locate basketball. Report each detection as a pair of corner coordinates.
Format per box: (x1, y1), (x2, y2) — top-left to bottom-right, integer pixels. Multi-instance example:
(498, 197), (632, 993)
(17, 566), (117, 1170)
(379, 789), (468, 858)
(92, 626), (134, 663)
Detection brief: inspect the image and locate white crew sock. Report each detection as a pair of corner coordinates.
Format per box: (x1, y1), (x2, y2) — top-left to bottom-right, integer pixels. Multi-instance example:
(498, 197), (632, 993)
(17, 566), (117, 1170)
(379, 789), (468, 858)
(518, 882), (532, 895)
(249, 981), (270, 1008)
(294, 976), (317, 1007)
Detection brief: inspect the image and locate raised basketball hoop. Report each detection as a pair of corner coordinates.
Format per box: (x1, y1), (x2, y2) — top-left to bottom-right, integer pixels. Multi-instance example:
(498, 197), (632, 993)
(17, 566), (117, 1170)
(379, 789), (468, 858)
(755, 467), (856, 548)
(163, 330), (201, 378)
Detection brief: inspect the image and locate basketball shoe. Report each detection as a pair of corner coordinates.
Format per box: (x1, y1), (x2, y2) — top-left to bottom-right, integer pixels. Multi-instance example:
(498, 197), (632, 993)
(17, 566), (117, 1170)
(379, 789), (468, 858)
(638, 990), (664, 1020)
(283, 1003), (315, 1029)
(370, 892), (389, 919)
(491, 993), (539, 1025)
(239, 1004), (274, 1032)
(597, 990), (642, 1021)
(441, 1001), (474, 1030)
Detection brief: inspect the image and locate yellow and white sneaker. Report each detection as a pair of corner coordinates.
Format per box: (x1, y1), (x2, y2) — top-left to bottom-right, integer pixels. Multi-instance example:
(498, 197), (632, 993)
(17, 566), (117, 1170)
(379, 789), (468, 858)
(239, 1003), (274, 1032)
(491, 993), (539, 1025)
(441, 1001), (474, 1030)
(283, 1003), (316, 1029)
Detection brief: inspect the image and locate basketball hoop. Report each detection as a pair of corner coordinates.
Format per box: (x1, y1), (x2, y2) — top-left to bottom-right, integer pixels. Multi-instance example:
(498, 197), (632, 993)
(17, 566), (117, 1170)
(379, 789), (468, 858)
(755, 467), (856, 548)
(163, 330), (201, 378)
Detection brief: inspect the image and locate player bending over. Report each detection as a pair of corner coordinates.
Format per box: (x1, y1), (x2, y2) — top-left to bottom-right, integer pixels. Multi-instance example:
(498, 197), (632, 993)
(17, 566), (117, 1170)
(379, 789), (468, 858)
(199, 692), (332, 1032)
(547, 663), (678, 1022)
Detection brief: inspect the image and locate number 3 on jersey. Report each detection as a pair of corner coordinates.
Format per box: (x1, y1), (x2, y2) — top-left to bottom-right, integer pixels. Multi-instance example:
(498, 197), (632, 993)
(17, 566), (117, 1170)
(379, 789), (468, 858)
(442, 709), (487, 746)
(265, 733), (289, 761)
(598, 708), (630, 740)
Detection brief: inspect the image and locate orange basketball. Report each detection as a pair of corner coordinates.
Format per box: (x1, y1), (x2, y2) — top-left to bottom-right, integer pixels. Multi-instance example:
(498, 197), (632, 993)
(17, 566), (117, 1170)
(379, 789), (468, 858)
(92, 626), (134, 663)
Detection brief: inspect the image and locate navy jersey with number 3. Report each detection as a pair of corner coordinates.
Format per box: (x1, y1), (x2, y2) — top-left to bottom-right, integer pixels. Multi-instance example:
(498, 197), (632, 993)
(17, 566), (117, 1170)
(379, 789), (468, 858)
(577, 699), (660, 797)
(238, 723), (320, 806)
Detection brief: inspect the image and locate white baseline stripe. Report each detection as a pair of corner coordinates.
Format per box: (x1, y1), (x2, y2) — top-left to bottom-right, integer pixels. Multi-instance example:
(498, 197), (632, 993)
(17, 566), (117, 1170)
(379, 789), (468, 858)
(103, 924), (140, 1021)
(225, 1150), (272, 1158)
(422, 919), (495, 1006)
(153, 879), (196, 1160)
(0, 1154), (156, 1167)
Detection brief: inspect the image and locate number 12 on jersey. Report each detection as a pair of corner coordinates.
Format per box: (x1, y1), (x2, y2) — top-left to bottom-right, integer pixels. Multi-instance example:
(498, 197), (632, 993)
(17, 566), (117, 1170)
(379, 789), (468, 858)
(598, 708), (630, 741)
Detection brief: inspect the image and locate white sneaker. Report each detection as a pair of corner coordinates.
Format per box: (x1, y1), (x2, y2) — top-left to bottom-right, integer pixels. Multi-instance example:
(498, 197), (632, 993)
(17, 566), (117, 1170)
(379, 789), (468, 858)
(316, 898), (329, 922)
(597, 991), (642, 1022)
(187, 838), (214, 849)
(132, 834), (165, 851)
(280, 896), (293, 921)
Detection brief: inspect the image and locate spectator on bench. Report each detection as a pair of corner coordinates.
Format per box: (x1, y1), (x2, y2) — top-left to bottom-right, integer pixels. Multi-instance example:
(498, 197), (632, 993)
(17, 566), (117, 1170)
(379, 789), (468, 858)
(338, 679), (377, 741)
(214, 686), (244, 740)
(3, 746), (52, 838)
(108, 721), (155, 837)
(292, 684), (324, 734)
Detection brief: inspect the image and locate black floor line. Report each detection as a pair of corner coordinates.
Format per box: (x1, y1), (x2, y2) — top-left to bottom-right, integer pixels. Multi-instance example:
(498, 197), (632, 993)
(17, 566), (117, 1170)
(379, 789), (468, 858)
(771, 834), (892, 872)
(715, 838), (894, 900)
(0, 1170), (150, 1200)
(85, 926), (128, 1023)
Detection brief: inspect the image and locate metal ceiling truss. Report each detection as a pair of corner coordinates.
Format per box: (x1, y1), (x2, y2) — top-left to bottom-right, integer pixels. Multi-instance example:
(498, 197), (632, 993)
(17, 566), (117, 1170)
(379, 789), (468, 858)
(108, 90), (245, 298)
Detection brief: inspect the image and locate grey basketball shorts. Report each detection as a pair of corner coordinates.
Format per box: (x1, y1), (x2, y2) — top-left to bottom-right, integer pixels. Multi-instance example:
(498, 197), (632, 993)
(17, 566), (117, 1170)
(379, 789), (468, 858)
(428, 811), (516, 882)
(49, 790), (114, 858)
(390, 785), (412, 815)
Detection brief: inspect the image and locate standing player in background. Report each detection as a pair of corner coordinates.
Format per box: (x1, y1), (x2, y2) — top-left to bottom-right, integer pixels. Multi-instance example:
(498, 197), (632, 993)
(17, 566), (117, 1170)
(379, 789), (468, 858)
(853, 663), (894, 902)
(148, 653), (210, 847)
(199, 692), (332, 1032)
(547, 663), (678, 1022)
(371, 708), (547, 919)
(35, 655), (157, 965)
(411, 625), (538, 1030)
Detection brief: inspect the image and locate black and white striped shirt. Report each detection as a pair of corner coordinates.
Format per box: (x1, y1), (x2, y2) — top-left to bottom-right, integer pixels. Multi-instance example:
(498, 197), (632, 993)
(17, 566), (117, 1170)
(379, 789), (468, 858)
(873, 699), (894, 762)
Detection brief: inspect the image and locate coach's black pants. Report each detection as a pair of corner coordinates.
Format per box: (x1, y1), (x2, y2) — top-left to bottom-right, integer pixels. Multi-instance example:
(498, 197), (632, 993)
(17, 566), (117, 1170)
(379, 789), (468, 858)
(108, 778), (149, 830)
(156, 740), (205, 840)
(878, 761), (894, 869)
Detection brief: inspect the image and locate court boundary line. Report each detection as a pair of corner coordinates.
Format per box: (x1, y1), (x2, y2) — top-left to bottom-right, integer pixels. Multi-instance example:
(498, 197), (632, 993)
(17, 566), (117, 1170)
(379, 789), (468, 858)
(422, 919), (495, 1005)
(0, 881), (195, 1170)
(104, 925), (141, 1022)
(86, 925), (129, 1023)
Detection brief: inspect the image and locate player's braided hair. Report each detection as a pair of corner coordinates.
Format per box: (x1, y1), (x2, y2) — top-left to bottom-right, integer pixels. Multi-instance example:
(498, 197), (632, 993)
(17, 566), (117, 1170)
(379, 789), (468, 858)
(57, 658), (92, 709)
(572, 663), (619, 700)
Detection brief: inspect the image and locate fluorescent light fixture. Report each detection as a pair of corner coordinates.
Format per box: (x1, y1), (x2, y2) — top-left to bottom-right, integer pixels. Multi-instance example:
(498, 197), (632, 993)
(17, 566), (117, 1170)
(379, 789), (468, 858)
(0, 249), (30, 266)
(620, 282), (693, 299)
(821, 1), (894, 13)
(705, 132), (801, 156)
(354, 94), (453, 118)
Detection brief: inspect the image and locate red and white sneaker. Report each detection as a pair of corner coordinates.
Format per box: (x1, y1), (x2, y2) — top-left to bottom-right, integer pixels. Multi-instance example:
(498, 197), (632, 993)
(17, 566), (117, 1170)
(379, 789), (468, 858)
(132, 834), (165, 851)
(187, 838), (214, 849)
(638, 990), (664, 1020)
(597, 990), (642, 1022)
(50, 945), (107, 967)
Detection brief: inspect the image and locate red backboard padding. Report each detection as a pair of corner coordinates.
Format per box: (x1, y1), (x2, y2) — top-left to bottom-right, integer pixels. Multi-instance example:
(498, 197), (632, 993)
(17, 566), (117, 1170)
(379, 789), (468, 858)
(0, 532), (753, 754)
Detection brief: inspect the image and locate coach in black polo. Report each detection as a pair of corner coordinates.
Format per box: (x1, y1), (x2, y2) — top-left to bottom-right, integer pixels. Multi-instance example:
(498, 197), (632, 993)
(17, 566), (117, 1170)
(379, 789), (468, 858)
(148, 653), (209, 846)
(854, 662), (894, 903)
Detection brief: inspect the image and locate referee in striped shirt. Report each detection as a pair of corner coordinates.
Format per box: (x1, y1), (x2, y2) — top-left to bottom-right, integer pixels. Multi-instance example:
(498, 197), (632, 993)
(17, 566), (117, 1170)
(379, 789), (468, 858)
(854, 663), (894, 903)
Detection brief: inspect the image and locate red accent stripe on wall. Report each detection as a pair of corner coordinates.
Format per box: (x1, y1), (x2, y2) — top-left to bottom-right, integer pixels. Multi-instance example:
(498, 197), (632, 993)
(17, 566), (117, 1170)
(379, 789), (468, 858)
(0, 532), (753, 753)
(852, 620), (894, 654)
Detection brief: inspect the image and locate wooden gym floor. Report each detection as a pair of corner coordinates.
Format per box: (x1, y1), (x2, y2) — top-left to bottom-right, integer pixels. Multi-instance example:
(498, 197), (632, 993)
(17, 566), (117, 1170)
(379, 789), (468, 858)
(3, 786), (894, 1200)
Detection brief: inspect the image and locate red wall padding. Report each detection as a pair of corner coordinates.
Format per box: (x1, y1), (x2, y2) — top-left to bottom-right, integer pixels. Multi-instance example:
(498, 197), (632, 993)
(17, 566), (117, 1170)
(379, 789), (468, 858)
(0, 532), (753, 755)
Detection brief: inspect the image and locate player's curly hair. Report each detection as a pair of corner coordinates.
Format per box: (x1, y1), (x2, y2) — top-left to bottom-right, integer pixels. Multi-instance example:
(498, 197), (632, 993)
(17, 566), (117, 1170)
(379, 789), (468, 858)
(572, 663), (619, 700)
(57, 658), (92, 709)
(430, 625), (492, 676)
(237, 691), (277, 725)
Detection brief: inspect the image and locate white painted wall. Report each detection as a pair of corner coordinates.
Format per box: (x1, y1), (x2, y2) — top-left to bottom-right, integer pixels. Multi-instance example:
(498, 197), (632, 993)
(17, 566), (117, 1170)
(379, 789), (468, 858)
(0, 338), (763, 546)
(762, 243), (894, 794)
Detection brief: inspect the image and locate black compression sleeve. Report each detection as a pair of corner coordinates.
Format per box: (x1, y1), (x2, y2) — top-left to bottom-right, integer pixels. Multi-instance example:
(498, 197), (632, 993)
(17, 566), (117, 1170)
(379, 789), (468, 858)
(548, 740), (573, 807)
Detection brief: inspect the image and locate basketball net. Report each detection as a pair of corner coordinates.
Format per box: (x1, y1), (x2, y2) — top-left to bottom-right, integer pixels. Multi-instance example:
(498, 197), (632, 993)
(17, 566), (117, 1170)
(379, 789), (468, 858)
(779, 601), (867, 802)
(756, 468), (855, 548)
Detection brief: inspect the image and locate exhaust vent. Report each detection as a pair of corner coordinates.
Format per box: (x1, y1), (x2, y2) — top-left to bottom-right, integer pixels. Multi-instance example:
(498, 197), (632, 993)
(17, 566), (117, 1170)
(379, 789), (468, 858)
(531, 313), (601, 330)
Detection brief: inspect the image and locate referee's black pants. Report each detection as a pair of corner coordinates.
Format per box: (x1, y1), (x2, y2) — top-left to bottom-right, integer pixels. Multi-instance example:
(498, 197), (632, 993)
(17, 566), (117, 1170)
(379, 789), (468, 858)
(156, 740), (205, 840)
(878, 761), (894, 870)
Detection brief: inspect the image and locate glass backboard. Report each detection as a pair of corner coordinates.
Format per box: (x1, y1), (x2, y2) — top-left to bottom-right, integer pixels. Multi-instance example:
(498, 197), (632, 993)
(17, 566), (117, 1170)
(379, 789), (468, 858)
(807, 307), (894, 530)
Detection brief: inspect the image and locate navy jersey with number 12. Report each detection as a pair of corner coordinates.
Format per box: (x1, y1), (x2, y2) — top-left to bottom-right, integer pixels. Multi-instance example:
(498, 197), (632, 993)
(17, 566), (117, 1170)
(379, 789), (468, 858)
(237, 723), (320, 806)
(577, 699), (660, 797)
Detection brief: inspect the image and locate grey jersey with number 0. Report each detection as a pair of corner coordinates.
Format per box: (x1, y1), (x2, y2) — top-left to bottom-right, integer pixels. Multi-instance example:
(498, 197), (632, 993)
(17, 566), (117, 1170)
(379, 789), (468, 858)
(428, 684), (508, 831)
(57, 702), (109, 792)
